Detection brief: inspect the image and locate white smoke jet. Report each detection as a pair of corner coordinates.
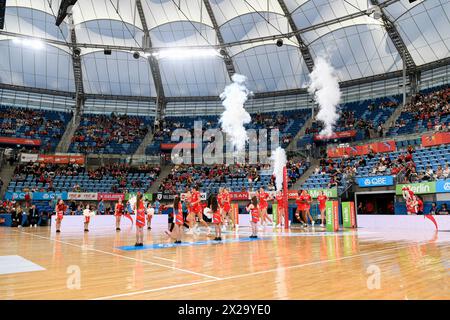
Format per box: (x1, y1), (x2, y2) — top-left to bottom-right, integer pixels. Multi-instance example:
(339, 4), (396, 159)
(219, 74), (251, 152)
(308, 56), (341, 137)
(271, 147), (287, 192)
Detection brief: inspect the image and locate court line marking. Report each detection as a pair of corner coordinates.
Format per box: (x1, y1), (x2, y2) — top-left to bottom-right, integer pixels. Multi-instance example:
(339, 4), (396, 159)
(92, 279), (219, 300)
(92, 240), (448, 300)
(16, 230), (221, 280)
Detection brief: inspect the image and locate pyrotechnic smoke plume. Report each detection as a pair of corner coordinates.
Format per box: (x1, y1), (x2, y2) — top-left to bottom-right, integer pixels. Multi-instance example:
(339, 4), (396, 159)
(219, 74), (251, 152)
(271, 147), (287, 192)
(308, 56), (341, 137)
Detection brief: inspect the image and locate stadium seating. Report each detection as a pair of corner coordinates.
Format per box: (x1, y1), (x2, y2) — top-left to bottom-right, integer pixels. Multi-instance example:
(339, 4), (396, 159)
(299, 95), (400, 148)
(146, 109), (311, 155)
(0, 105), (72, 152)
(68, 113), (153, 154)
(158, 161), (308, 195)
(388, 86), (450, 136)
(6, 163), (160, 194)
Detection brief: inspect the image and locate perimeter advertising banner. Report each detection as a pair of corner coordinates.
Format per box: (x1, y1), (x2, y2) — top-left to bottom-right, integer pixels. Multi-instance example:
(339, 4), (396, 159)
(422, 131), (450, 147)
(314, 130), (357, 141)
(68, 192), (98, 201)
(0, 136), (41, 146)
(98, 193), (125, 201)
(37, 154), (85, 165)
(4, 191), (68, 201)
(357, 175), (394, 187)
(307, 188), (338, 199)
(325, 201), (339, 232)
(272, 203), (278, 225)
(327, 140), (396, 158)
(435, 179), (450, 193)
(342, 201), (356, 228)
(395, 182), (436, 195)
(125, 193), (153, 201)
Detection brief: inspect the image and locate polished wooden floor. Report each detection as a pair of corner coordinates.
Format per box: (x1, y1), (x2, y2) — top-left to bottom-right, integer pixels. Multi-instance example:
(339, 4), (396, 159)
(0, 223), (449, 300)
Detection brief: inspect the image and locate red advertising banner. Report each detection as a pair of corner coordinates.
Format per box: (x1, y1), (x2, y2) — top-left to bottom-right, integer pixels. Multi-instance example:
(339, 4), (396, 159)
(422, 132), (450, 147)
(327, 140), (396, 158)
(160, 143), (198, 150)
(0, 136), (41, 146)
(37, 154), (85, 165)
(314, 130), (357, 141)
(98, 193), (125, 201)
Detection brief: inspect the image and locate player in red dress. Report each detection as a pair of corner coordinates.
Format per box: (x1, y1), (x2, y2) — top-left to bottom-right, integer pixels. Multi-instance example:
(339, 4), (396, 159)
(133, 193), (146, 246)
(55, 199), (67, 233)
(191, 186), (211, 235)
(114, 198), (124, 231)
(184, 190), (195, 234)
(295, 190), (306, 227)
(257, 187), (272, 226)
(246, 196), (260, 238)
(275, 190), (285, 227)
(317, 191), (328, 227)
(165, 196), (183, 243)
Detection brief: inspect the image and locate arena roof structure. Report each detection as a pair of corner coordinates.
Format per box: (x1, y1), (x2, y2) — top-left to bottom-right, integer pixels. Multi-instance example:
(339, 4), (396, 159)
(0, 0), (449, 105)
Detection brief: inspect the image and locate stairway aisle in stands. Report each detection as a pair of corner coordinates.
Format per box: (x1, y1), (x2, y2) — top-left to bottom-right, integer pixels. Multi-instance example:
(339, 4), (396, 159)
(55, 113), (80, 153)
(134, 131), (155, 156)
(287, 113), (315, 152)
(0, 163), (16, 199)
(146, 163), (174, 194)
(292, 158), (320, 190)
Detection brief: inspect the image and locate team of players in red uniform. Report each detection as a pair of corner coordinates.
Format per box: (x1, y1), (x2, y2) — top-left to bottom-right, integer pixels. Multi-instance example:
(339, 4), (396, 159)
(53, 187), (331, 245)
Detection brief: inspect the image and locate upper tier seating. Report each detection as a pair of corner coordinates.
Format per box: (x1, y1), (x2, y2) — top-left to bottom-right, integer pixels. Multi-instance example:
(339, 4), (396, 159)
(146, 109), (311, 155)
(69, 113), (153, 154)
(388, 86), (450, 136)
(299, 96), (400, 148)
(0, 105), (72, 152)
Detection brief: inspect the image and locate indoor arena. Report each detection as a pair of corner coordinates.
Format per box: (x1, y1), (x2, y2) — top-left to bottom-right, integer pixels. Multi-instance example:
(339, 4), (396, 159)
(0, 0), (449, 301)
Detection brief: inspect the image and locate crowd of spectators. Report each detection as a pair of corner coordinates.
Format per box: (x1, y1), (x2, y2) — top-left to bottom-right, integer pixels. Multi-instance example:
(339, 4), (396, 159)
(10, 162), (160, 194)
(0, 107), (70, 153)
(70, 113), (149, 154)
(392, 87), (450, 133)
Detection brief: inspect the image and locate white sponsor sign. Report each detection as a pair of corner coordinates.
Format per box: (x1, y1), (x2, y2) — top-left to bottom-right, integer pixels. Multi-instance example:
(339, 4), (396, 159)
(68, 193), (98, 201)
(20, 153), (38, 163)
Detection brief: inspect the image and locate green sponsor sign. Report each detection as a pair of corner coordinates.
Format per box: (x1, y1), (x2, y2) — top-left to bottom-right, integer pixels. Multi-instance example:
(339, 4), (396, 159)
(395, 182), (436, 195)
(307, 188), (338, 199)
(326, 201), (334, 232)
(125, 193), (153, 201)
(272, 203), (278, 225)
(342, 202), (351, 228)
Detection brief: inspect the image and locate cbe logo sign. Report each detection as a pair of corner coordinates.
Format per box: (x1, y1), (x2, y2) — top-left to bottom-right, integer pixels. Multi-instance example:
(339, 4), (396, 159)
(358, 176), (394, 187)
(436, 180), (450, 193)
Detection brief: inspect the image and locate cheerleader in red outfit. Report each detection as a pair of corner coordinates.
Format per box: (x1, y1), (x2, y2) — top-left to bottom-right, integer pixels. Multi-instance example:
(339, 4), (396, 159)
(275, 190), (285, 227)
(222, 188), (233, 229)
(165, 196), (183, 243)
(301, 190), (314, 226)
(114, 198), (124, 231)
(210, 195), (222, 241)
(258, 187), (273, 226)
(133, 193), (146, 246)
(191, 186), (211, 235)
(317, 191), (328, 227)
(246, 196), (260, 238)
(55, 199), (67, 233)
